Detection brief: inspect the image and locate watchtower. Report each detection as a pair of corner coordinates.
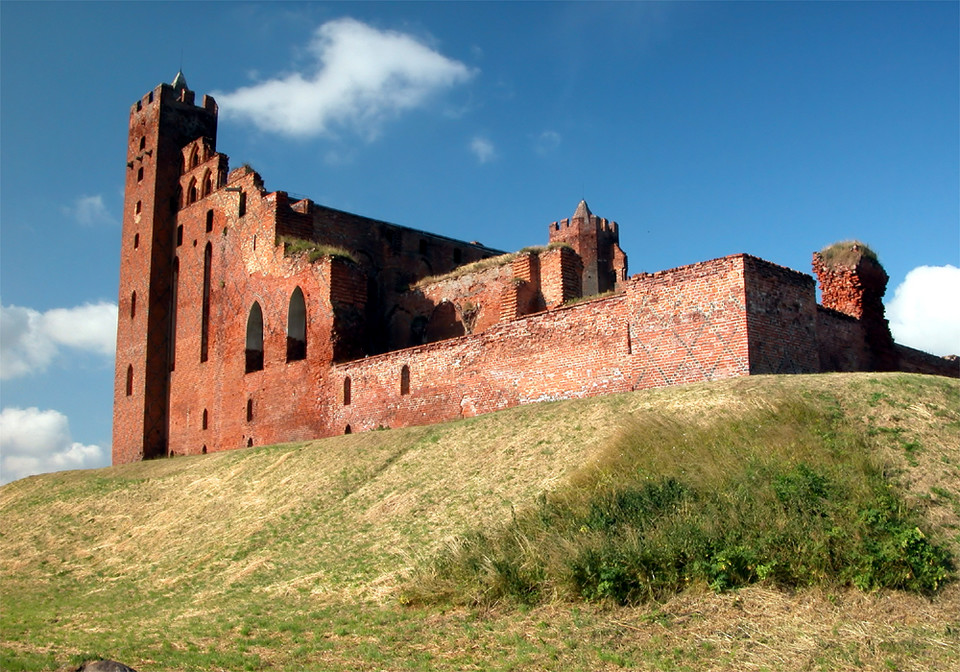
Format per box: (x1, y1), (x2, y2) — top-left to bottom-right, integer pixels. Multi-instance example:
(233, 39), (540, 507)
(113, 72), (219, 463)
(548, 200), (628, 295)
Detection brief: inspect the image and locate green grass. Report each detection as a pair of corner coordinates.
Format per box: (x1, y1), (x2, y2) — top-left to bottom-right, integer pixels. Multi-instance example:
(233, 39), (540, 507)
(1, 373), (959, 671)
(277, 235), (356, 263)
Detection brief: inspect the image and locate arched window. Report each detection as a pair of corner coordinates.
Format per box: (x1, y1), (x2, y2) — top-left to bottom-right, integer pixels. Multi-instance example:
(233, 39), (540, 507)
(200, 243), (212, 362)
(190, 147), (199, 169)
(187, 179), (198, 205)
(286, 287), (307, 362)
(203, 171), (213, 197)
(343, 377), (351, 405)
(400, 365), (410, 396)
(245, 302), (264, 373)
(130, 291), (136, 318)
(344, 425), (352, 435)
(125, 365), (133, 396)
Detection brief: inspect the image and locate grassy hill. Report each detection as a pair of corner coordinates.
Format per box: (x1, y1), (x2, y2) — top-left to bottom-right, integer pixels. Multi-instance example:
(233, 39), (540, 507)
(1, 372), (958, 671)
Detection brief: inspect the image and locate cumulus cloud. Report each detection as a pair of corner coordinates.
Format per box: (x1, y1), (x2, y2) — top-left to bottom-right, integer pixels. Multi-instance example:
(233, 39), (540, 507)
(470, 136), (496, 163)
(887, 265), (960, 356)
(0, 301), (117, 380)
(0, 407), (107, 484)
(214, 18), (475, 139)
(62, 194), (117, 227)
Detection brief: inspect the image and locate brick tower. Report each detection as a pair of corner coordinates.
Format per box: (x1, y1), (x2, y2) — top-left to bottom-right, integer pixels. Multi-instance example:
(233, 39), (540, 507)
(548, 200), (628, 295)
(113, 72), (218, 463)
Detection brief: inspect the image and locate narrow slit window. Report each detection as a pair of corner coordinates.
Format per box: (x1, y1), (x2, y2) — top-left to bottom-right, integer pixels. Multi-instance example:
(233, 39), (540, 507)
(134, 233), (140, 249)
(246, 399), (253, 422)
(205, 209), (214, 233)
(200, 243), (212, 362)
(125, 365), (133, 396)
(343, 377), (351, 405)
(400, 365), (410, 396)
(169, 257), (179, 371)
(137, 167), (144, 182)
(176, 225), (184, 247)
(238, 191), (247, 217)
(130, 291), (136, 318)
(202, 409), (208, 430)
(135, 200), (142, 215)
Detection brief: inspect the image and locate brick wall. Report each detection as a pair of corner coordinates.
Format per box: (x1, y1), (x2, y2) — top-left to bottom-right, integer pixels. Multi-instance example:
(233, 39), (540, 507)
(743, 255), (820, 374)
(626, 256), (751, 388)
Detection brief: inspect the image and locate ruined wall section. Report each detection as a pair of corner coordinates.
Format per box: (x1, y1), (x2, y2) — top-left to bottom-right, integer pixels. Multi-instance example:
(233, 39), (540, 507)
(742, 255), (820, 374)
(895, 346), (960, 378)
(548, 201), (626, 296)
(327, 295), (632, 435)
(626, 256), (751, 389)
(813, 247), (898, 371)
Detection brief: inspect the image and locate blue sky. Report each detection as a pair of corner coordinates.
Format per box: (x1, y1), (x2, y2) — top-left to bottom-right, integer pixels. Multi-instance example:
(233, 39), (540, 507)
(1, 1), (958, 483)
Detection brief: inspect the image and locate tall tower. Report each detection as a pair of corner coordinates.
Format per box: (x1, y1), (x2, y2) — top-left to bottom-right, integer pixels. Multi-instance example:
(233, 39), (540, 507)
(548, 200), (628, 295)
(113, 72), (218, 463)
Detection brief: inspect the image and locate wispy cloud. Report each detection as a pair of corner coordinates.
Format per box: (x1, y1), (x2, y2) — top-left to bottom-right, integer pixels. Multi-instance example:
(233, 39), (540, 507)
(0, 301), (117, 380)
(0, 407), (108, 484)
(61, 194), (117, 227)
(534, 130), (562, 155)
(887, 265), (960, 356)
(214, 18), (475, 139)
(470, 136), (497, 164)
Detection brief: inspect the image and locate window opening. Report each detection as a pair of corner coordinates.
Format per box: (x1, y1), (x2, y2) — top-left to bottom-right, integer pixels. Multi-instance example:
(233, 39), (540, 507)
(139, 137), (146, 151)
(134, 233), (139, 249)
(206, 209), (214, 233)
(169, 257), (179, 371)
(202, 409), (208, 430)
(247, 438), (253, 447)
(343, 377), (351, 405)
(200, 243), (212, 362)
(135, 200), (142, 215)
(203, 173), (212, 197)
(245, 302), (264, 373)
(188, 180), (197, 204)
(345, 425), (352, 435)
(176, 225), (184, 247)
(130, 291), (136, 318)
(246, 398), (254, 422)
(137, 167), (143, 182)
(202, 445), (207, 454)
(400, 365), (410, 395)
(238, 191), (247, 217)
(286, 287), (307, 361)
(190, 147), (199, 169)
(125, 365), (133, 396)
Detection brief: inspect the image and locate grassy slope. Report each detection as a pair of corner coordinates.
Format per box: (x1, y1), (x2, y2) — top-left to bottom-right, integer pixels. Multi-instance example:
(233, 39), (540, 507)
(1, 373), (958, 671)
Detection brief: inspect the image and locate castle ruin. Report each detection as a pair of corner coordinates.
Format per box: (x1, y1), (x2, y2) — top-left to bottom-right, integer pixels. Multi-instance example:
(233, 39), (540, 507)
(113, 74), (957, 464)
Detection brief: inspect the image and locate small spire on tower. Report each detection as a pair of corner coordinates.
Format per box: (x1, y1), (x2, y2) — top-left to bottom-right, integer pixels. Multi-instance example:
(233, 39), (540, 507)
(573, 199), (592, 220)
(171, 69), (188, 91)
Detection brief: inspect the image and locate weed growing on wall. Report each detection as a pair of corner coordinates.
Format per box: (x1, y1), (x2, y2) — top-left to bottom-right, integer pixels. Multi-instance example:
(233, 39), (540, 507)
(403, 396), (953, 606)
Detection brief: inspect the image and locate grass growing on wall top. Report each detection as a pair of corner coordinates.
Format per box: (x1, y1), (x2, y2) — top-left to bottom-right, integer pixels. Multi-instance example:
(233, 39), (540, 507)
(818, 240), (880, 268)
(278, 235), (356, 263)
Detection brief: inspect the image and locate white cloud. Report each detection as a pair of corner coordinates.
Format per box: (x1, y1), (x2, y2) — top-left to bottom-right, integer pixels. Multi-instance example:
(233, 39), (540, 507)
(214, 18), (475, 139)
(0, 301), (117, 380)
(0, 407), (107, 484)
(470, 136), (497, 163)
(887, 265), (960, 356)
(62, 194), (117, 227)
(534, 130), (562, 155)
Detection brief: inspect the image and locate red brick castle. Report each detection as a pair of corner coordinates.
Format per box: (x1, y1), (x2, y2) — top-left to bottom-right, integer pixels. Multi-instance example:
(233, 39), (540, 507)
(113, 74), (957, 464)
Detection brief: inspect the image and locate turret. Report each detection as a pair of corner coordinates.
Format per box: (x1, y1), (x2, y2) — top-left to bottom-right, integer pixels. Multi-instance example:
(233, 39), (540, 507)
(547, 200), (628, 295)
